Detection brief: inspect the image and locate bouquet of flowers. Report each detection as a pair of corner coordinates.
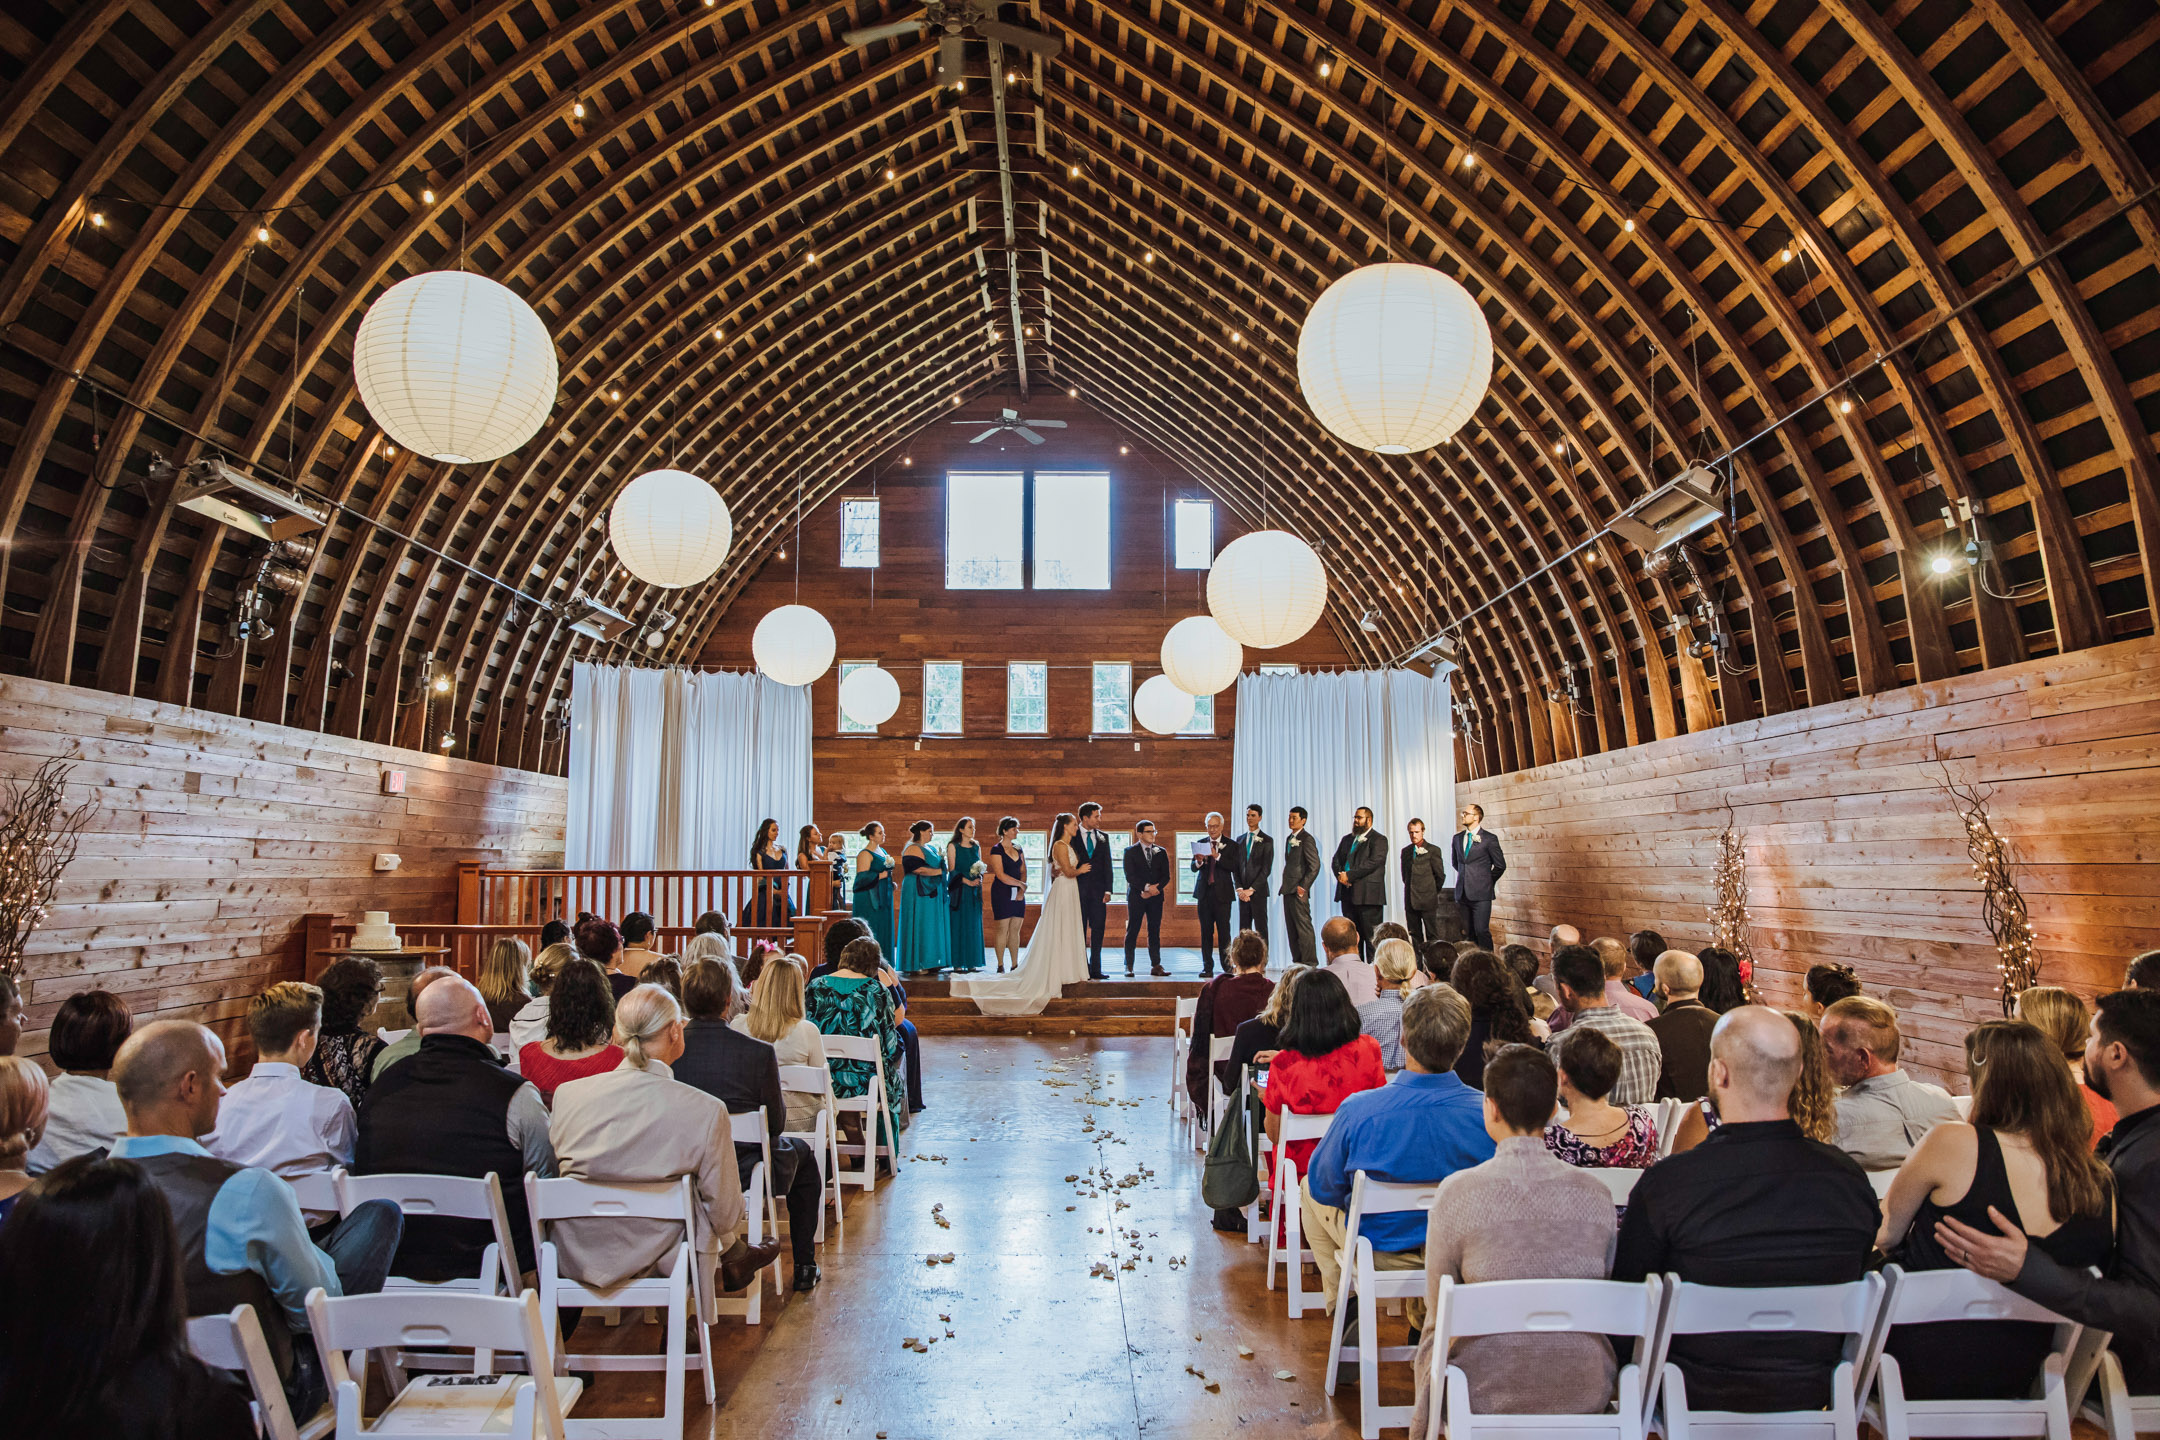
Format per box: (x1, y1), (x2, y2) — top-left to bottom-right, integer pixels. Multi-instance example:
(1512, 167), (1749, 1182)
(969, 860), (986, 879)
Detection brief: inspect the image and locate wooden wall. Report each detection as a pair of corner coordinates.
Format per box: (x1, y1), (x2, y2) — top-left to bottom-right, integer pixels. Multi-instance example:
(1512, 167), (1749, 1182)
(4, 677), (566, 1067)
(1460, 636), (2160, 1085)
(697, 396), (1354, 944)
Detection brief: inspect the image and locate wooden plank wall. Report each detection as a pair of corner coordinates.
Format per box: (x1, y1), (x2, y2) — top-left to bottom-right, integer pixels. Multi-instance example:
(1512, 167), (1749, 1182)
(1460, 636), (2160, 1085)
(3, 676), (566, 1066)
(697, 398), (1355, 945)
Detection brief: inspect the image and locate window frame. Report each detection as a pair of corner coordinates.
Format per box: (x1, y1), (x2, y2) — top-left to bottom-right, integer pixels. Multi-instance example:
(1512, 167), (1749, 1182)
(1180, 691), (1215, 736)
(1174, 832), (1206, 904)
(1173, 497), (1215, 570)
(1006, 660), (1048, 735)
(839, 496), (881, 568)
(921, 660), (964, 736)
(1091, 661), (1133, 735)
(1016, 830), (1049, 904)
(1259, 663), (1299, 676)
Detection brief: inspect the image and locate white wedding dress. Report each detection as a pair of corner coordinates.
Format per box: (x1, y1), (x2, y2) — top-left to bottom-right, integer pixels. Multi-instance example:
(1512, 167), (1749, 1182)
(953, 843), (1089, 1016)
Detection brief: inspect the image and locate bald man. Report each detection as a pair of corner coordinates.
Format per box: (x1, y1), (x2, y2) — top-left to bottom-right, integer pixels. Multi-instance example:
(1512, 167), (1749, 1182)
(111, 1019), (403, 1414)
(369, 963), (462, 1080)
(1614, 1007), (1876, 1413)
(1646, 950), (1720, 1102)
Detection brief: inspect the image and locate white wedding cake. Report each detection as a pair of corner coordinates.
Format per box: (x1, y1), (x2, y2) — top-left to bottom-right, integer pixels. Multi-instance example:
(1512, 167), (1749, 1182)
(350, 911), (401, 951)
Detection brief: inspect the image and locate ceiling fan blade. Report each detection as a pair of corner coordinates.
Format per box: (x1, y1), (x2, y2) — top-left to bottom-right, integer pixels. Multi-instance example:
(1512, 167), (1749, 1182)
(969, 427), (1003, 443)
(1027, 418), (1067, 428)
(1017, 427), (1045, 444)
(937, 33), (966, 82)
(975, 18), (1061, 56)
(842, 18), (924, 45)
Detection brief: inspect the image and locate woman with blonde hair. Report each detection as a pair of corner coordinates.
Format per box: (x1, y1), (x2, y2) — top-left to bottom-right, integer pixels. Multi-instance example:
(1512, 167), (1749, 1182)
(1358, 937), (1420, 1070)
(734, 956), (832, 1132)
(2017, 985), (2116, 1145)
(509, 941), (577, 1051)
(476, 937), (533, 1033)
(0, 1055), (51, 1223)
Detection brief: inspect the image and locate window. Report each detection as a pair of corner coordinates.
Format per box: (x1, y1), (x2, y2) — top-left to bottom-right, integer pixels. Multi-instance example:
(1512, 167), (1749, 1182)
(837, 661), (877, 734)
(836, 830), (867, 873)
(946, 472), (1024, 588)
(1259, 663), (1298, 675)
(1181, 692), (1215, 735)
(1007, 661), (1047, 734)
(1091, 662), (1131, 733)
(1175, 832), (1206, 903)
(1174, 498), (1214, 569)
(839, 498), (880, 567)
(922, 661), (963, 734)
(1017, 830), (1048, 904)
(1033, 471), (1111, 589)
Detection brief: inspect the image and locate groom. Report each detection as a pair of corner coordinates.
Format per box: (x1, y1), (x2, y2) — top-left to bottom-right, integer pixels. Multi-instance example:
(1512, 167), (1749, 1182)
(1075, 801), (1114, 980)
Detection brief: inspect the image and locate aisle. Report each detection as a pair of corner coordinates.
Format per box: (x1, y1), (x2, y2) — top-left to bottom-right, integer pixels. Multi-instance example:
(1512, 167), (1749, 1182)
(652, 1035), (1380, 1438)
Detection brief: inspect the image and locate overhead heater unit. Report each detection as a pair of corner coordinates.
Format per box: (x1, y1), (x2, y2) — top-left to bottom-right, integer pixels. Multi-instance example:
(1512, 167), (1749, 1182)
(1610, 464), (1723, 553)
(160, 457), (331, 543)
(563, 594), (633, 642)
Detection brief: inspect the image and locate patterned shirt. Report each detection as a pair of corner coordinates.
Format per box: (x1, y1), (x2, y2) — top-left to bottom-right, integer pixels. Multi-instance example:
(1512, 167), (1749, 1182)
(1565, 1004), (1663, 1106)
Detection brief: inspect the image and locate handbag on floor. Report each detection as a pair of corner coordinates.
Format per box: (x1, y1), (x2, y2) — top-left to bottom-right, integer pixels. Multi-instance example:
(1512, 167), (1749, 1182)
(1200, 1076), (1261, 1211)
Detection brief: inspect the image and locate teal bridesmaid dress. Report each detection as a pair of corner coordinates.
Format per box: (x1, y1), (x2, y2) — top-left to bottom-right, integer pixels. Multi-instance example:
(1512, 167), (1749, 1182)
(898, 845), (951, 974)
(948, 841), (985, 972)
(851, 848), (895, 960)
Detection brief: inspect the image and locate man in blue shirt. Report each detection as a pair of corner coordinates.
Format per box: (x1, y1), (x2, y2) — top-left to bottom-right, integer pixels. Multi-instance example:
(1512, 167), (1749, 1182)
(110, 1020), (404, 1416)
(1301, 985), (1495, 1342)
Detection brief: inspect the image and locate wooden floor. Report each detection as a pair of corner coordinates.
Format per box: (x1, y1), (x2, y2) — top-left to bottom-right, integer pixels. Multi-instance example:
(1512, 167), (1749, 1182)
(566, 1033), (1392, 1437)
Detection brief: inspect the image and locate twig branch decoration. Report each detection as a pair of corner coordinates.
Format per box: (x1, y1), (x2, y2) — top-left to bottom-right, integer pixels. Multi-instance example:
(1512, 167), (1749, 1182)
(1707, 806), (1757, 985)
(0, 758), (99, 980)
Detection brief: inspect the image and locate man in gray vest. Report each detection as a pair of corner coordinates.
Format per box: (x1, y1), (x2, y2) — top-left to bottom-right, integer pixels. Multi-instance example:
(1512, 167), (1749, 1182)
(1278, 806), (1322, 966)
(110, 1020), (404, 1416)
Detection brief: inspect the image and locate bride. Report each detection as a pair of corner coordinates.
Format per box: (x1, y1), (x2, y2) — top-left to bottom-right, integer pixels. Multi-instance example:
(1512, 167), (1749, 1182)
(953, 812), (1089, 1017)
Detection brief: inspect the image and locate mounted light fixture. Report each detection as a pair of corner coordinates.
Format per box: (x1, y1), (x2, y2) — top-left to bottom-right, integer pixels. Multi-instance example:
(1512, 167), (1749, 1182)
(563, 593), (633, 642)
(163, 456), (330, 543)
(1609, 464), (1723, 553)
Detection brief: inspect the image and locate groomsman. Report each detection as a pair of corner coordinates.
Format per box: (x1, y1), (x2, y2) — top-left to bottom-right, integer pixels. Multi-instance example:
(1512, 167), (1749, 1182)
(1279, 806), (1321, 967)
(1331, 807), (1387, 960)
(1400, 818), (1448, 952)
(1232, 803), (1274, 943)
(1190, 811), (1235, 977)
(1450, 803), (1506, 950)
(1123, 822), (1172, 976)
(1075, 802), (1114, 980)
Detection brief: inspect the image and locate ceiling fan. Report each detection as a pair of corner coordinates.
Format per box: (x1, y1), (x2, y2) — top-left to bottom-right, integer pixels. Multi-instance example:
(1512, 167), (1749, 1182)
(843, 2), (1062, 87)
(954, 407), (1068, 445)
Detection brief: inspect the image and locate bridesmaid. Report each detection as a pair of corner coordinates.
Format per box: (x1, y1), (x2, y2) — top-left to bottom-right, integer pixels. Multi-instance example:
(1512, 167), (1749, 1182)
(897, 820), (951, 975)
(987, 816), (1027, 973)
(851, 823), (896, 959)
(746, 818), (796, 929)
(947, 816), (986, 974)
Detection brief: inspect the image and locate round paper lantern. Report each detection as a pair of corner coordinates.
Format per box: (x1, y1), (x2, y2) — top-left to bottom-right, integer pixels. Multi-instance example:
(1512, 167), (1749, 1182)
(1134, 675), (1198, 735)
(1159, 615), (1244, 696)
(1296, 262), (1492, 454)
(751, 604), (835, 687)
(609, 470), (732, 588)
(1206, 529), (1329, 649)
(838, 665), (901, 727)
(353, 271), (558, 464)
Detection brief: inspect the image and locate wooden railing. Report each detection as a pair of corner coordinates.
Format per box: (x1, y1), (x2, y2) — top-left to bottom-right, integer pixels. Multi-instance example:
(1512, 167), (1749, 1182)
(300, 917), (819, 985)
(456, 862), (834, 935)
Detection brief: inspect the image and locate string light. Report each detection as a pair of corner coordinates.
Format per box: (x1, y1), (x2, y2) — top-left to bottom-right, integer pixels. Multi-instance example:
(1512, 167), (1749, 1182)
(1623, 216), (1636, 233)
(1318, 50), (1334, 77)
(421, 188), (434, 204)
(608, 388), (621, 401)
(886, 167), (896, 181)
(1069, 164), (1080, 179)
(431, 672), (451, 694)
(90, 212), (104, 227)
(1943, 772), (2040, 1012)
(1461, 152), (1476, 169)
(713, 327), (723, 341)
(1839, 396), (1854, 414)
(439, 731), (456, 750)
(1120, 445), (1130, 454)
(573, 98), (586, 118)
(1707, 812), (1758, 986)
(255, 225), (271, 242)
(1780, 245), (1794, 263)
(1143, 250), (1154, 263)
(1068, 387), (1078, 397)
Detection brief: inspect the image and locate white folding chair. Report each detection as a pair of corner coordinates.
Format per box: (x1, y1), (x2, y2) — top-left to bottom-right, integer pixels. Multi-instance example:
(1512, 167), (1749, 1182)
(779, 1062), (844, 1244)
(1171, 996), (1199, 1123)
(1426, 1275), (1666, 1440)
(376, 1027), (411, 1046)
(1325, 1172), (1442, 1438)
(1267, 1108), (1338, 1317)
(1594, 1167), (1645, 1207)
(493, 1033), (521, 1074)
(822, 1033), (896, 1191)
(1870, 1169), (1900, 1199)
(1953, 1094), (1974, 1120)
(2083, 1340), (2160, 1440)
(1649, 1275), (1885, 1440)
(1204, 1035), (1237, 1143)
(189, 1303), (333, 1440)
(304, 1286), (577, 1439)
(335, 1171), (521, 1299)
(1857, 1265), (2084, 1440)
(1653, 1100), (1688, 1159)
(524, 1175), (712, 1438)
(288, 1167), (345, 1218)
(727, 1107), (783, 1296)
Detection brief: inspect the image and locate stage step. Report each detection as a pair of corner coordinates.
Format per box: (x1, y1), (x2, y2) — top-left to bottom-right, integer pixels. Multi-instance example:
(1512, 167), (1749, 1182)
(912, 1014), (1181, 1037)
(907, 995), (1178, 1019)
(902, 975), (1201, 1036)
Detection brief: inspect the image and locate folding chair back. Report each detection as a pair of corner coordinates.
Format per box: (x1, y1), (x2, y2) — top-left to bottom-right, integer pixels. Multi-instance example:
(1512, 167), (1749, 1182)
(1593, 1167), (1644, 1205)
(726, 1107), (782, 1298)
(1171, 996), (1200, 1121)
(822, 1033), (895, 1190)
(1858, 1266), (2084, 1440)
(288, 1167), (345, 1217)
(1205, 1035), (1236, 1140)
(2082, 1340), (2160, 1440)
(1432, 1276), (1666, 1440)
(377, 1027), (411, 1046)
(188, 1304), (321, 1440)
(1268, 1108), (1338, 1317)
(1653, 1275), (1885, 1440)
(1326, 1172), (1443, 1437)
(303, 1287), (574, 1440)
(778, 1063), (843, 1244)
(336, 1170), (521, 1298)
(1653, 1100), (1688, 1159)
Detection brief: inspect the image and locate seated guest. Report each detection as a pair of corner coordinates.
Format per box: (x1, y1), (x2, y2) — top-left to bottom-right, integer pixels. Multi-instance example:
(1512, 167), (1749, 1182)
(1545, 1027), (1656, 1171)
(110, 1021), (403, 1415)
(2127, 951), (2160, 989)
(1408, 1044), (1617, 1436)
(1625, 929), (1665, 1004)
(640, 957), (684, 1000)
(1551, 944), (1661, 1106)
(1788, 1012), (1840, 1143)
(0, 971), (19, 1054)
(1696, 945), (1748, 1013)
(509, 942), (575, 1052)
(1229, 966), (1304, 1084)
(1877, 1020), (2113, 1399)
(355, 977), (555, 1283)
(1190, 931), (1275, 1113)
(1537, 924), (1579, 1012)
(731, 956), (830, 1132)
(518, 959), (623, 1103)
(0, 1056), (50, 1222)
(1302, 985), (1494, 1327)
(885, 958), (925, 1115)
(301, 956), (386, 1109)
(1262, 969), (1386, 1195)
(1357, 937), (1420, 1071)
(1823, 995), (1959, 1170)
(576, 916), (634, 1000)
(741, 941), (779, 993)
(682, 932), (733, 972)
(1449, 948), (1540, 1090)
(805, 937), (908, 1144)
(1615, 1007), (1877, 1412)
(1804, 962), (1863, 1019)
(2017, 986), (2117, 1146)
(0, 1156), (256, 1437)
(694, 910), (731, 939)
(548, 985), (782, 1311)
(206, 982), (355, 1181)
(674, 961), (824, 1292)
(367, 965), (460, 1080)
(476, 937), (533, 1034)
(1374, 921), (1413, 950)
(1647, 950), (1720, 1102)
(1320, 916), (1378, 1006)
(27, 987), (132, 1173)
(812, 917), (869, 981)
(539, 918), (572, 949)
(1501, 943), (1556, 1024)
(619, 912), (666, 978)
(1594, 937), (1658, 1022)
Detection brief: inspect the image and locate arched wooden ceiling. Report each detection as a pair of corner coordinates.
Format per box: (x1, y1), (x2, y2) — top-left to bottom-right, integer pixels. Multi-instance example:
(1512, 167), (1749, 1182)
(0, 0), (2155, 775)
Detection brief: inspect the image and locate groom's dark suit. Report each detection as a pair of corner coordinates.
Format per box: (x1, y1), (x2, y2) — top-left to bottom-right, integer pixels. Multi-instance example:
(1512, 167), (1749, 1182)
(1122, 842), (1171, 974)
(1449, 827), (1506, 950)
(1231, 828), (1274, 943)
(1075, 825), (1114, 979)
(1331, 827), (1388, 960)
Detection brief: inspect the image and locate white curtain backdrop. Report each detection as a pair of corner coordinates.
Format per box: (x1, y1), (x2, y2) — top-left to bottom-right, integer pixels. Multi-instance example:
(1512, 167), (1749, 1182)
(1229, 668), (1455, 936)
(566, 663), (812, 869)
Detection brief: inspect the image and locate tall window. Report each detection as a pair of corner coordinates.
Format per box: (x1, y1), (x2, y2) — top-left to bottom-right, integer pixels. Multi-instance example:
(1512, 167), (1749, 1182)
(923, 661), (963, 734)
(1017, 829), (1049, 903)
(946, 472), (1024, 588)
(1092, 662), (1132, 734)
(1182, 693), (1214, 735)
(837, 661), (877, 734)
(1174, 498), (1214, 569)
(840, 498), (880, 567)
(1007, 662), (1047, 733)
(1033, 472), (1111, 589)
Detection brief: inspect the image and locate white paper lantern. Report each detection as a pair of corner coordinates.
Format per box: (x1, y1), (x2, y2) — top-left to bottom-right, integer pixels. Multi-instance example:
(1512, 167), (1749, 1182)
(751, 604), (835, 687)
(1159, 615), (1244, 696)
(1296, 262), (1493, 454)
(1206, 529), (1329, 648)
(353, 271), (558, 464)
(609, 470), (733, 588)
(1134, 675), (1198, 735)
(838, 665), (901, 726)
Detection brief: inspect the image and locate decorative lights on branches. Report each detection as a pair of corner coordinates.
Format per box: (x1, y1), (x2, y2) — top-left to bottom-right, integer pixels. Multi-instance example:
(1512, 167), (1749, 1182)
(1938, 764), (2039, 1014)
(0, 759), (99, 982)
(1707, 808), (1756, 986)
